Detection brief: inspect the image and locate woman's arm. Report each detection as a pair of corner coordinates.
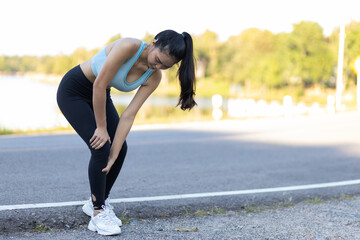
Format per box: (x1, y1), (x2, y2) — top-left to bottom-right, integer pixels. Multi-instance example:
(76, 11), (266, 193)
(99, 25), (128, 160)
(90, 39), (139, 150)
(102, 71), (161, 173)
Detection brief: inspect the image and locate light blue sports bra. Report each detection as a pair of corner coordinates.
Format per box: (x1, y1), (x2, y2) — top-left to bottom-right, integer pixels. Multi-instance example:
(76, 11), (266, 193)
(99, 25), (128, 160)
(91, 41), (154, 92)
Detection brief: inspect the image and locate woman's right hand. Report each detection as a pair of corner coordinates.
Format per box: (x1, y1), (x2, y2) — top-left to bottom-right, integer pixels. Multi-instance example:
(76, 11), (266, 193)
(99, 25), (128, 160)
(102, 157), (116, 174)
(90, 128), (111, 150)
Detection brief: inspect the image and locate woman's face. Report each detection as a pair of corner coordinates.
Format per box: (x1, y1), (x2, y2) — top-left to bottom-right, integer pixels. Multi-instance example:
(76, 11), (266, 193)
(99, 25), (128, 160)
(147, 41), (176, 71)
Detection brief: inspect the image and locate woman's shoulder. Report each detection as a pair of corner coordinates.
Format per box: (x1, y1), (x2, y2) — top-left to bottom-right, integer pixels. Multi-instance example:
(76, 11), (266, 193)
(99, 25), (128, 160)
(103, 38), (143, 63)
(110, 38), (142, 53)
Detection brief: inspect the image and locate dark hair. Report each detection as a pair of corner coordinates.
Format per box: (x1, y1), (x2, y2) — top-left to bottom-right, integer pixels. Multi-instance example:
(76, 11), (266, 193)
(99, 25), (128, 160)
(154, 30), (197, 111)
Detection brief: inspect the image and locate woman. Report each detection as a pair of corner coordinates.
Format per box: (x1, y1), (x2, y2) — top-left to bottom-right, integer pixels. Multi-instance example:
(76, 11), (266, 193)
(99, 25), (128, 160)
(56, 29), (196, 236)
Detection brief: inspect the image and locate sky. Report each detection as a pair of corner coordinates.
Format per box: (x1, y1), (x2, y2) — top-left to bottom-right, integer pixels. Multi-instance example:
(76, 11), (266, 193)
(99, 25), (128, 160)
(1, 0), (359, 56)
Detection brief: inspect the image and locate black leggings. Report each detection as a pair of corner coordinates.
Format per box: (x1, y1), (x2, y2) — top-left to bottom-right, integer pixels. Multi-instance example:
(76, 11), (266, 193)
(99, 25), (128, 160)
(56, 65), (127, 209)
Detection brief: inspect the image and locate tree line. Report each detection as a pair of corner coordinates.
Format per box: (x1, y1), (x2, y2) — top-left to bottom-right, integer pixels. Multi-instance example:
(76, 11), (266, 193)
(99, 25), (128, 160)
(1, 21), (360, 93)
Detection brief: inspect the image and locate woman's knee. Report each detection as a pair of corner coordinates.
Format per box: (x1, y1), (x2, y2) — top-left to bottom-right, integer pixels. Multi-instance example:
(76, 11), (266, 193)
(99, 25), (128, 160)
(90, 141), (111, 160)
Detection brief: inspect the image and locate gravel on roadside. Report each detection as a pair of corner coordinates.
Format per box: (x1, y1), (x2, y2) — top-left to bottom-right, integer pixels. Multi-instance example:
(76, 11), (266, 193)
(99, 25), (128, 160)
(3, 195), (360, 240)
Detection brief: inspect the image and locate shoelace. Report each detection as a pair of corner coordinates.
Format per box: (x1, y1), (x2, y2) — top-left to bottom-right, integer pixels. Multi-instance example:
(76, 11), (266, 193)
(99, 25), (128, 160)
(105, 200), (116, 217)
(105, 198), (114, 209)
(106, 203), (114, 210)
(107, 207), (117, 218)
(97, 209), (116, 225)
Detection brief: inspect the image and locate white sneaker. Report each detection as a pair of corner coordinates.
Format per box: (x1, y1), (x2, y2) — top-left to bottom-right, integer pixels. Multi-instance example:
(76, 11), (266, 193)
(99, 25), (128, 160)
(82, 197), (122, 226)
(82, 197), (94, 217)
(87, 208), (121, 236)
(105, 198), (123, 227)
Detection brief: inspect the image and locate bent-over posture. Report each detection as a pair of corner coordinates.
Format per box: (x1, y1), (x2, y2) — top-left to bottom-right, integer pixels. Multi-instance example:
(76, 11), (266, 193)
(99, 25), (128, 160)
(56, 29), (196, 236)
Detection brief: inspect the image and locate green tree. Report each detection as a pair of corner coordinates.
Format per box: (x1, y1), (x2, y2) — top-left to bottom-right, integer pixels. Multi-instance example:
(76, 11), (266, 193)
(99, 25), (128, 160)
(106, 33), (122, 45)
(71, 47), (92, 66)
(4, 56), (21, 73)
(0, 56), (5, 72)
(37, 56), (55, 74)
(53, 55), (72, 75)
(193, 30), (220, 78)
(142, 32), (155, 43)
(344, 21), (360, 87)
(19, 56), (38, 72)
(286, 21), (333, 87)
(219, 28), (276, 87)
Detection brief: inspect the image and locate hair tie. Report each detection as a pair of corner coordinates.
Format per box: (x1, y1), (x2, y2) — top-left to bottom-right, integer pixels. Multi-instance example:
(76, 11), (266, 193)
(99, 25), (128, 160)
(181, 33), (185, 38)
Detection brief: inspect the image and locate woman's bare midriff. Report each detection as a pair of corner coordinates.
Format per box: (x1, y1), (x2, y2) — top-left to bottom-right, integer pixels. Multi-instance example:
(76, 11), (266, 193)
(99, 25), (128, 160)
(80, 60), (96, 83)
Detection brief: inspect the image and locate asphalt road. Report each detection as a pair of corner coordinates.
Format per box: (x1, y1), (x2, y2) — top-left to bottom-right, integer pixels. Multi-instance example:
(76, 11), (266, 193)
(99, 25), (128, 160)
(1, 112), (360, 234)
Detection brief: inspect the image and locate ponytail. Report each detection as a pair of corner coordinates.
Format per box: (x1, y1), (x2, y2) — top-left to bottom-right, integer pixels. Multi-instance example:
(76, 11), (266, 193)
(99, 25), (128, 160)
(154, 30), (197, 111)
(177, 32), (197, 111)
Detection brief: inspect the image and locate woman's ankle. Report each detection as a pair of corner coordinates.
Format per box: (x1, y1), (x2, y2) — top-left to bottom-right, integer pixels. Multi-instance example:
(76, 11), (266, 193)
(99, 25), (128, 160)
(94, 209), (103, 216)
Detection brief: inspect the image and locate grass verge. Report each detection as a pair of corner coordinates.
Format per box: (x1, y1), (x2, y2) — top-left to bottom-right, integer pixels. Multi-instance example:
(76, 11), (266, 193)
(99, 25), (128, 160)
(177, 194), (358, 218)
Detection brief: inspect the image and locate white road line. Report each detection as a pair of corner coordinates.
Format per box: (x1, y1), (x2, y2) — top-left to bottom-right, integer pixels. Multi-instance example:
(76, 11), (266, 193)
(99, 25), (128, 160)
(1, 179), (360, 211)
